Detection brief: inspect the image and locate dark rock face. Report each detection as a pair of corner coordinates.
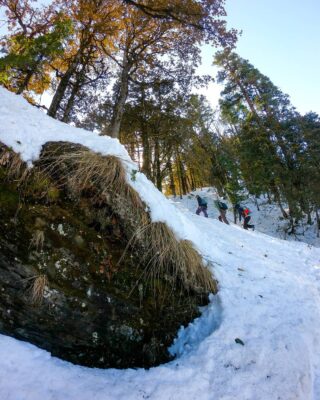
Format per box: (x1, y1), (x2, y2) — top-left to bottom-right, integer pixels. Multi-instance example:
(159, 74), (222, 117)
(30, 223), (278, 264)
(0, 167), (206, 369)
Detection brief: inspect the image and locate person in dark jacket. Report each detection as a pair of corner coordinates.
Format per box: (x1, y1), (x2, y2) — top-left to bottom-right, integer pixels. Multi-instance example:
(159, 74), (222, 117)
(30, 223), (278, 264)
(214, 199), (229, 224)
(235, 204), (244, 222)
(195, 195), (208, 218)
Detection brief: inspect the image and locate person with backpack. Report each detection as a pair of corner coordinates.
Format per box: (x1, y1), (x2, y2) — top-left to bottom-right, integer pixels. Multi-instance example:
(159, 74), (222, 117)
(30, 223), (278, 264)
(214, 199), (229, 224)
(235, 204), (255, 230)
(195, 195), (208, 218)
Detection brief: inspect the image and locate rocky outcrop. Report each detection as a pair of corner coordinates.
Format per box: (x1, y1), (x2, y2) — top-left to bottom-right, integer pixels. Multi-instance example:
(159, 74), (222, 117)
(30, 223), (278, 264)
(0, 142), (215, 369)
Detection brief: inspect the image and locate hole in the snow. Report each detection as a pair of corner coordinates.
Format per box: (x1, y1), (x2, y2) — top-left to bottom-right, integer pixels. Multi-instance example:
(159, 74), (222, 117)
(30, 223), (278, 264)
(169, 294), (222, 358)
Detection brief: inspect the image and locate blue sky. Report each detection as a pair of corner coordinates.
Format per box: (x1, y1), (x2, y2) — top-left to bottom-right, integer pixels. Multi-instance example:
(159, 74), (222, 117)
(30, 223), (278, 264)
(200, 0), (320, 114)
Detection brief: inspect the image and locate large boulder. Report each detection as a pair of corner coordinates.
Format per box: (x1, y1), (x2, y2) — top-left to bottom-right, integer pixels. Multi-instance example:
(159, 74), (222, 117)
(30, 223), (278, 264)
(0, 142), (216, 368)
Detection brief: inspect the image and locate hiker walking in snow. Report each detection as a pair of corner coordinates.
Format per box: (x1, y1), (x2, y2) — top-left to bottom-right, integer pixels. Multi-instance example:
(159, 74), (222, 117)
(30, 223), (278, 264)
(214, 199), (229, 225)
(242, 207), (255, 230)
(195, 195), (208, 218)
(235, 203), (244, 222)
(235, 204), (255, 230)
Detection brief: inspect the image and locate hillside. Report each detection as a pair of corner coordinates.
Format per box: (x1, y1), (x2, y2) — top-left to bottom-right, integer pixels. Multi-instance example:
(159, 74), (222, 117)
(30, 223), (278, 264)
(1, 89), (320, 400)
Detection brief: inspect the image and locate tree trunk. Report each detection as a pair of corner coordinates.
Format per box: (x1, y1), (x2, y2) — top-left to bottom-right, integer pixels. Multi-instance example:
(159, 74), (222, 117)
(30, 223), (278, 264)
(306, 210), (312, 225)
(233, 208), (237, 224)
(181, 169), (188, 195)
(189, 168), (196, 191)
(107, 51), (130, 138)
(175, 156), (183, 199)
(17, 55), (43, 95)
(227, 63), (260, 119)
(139, 85), (151, 178)
(186, 174), (193, 193)
(168, 159), (176, 197)
(61, 78), (81, 123)
(141, 130), (151, 178)
(17, 68), (35, 95)
(136, 140), (142, 171)
(61, 56), (89, 123)
(270, 182), (288, 218)
(177, 153), (187, 195)
(267, 191), (272, 204)
(253, 197), (260, 211)
(277, 198), (288, 219)
(48, 61), (77, 119)
(154, 137), (162, 191)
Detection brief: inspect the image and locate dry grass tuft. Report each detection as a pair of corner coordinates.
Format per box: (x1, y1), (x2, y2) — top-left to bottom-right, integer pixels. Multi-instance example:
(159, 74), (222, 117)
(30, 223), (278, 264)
(41, 145), (146, 221)
(0, 147), (26, 180)
(29, 275), (48, 305)
(30, 230), (45, 251)
(40, 147), (126, 194)
(66, 152), (127, 195)
(0, 143), (44, 189)
(179, 240), (217, 293)
(130, 222), (217, 294)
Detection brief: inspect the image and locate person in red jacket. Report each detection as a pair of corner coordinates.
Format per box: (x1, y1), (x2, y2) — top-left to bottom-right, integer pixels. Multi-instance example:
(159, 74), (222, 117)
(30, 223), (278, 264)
(235, 204), (255, 230)
(242, 207), (255, 230)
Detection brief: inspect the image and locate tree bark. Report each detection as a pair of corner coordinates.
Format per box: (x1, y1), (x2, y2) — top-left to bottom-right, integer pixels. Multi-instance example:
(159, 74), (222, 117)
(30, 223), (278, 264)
(253, 197), (260, 211)
(141, 129), (151, 178)
(176, 153), (187, 195)
(267, 191), (272, 204)
(48, 61), (78, 119)
(276, 194), (288, 219)
(61, 78), (81, 123)
(107, 51), (130, 138)
(139, 85), (151, 178)
(168, 159), (176, 197)
(154, 137), (162, 191)
(189, 168), (196, 191)
(17, 56), (43, 95)
(233, 208), (237, 224)
(61, 57), (89, 123)
(17, 68), (35, 95)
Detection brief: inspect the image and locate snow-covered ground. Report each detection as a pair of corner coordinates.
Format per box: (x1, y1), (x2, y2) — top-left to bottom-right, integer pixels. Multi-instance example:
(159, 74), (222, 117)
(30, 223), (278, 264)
(1, 88), (320, 400)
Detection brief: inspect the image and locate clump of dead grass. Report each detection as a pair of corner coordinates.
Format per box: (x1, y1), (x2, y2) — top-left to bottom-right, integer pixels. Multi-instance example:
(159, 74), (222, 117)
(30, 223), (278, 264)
(38, 145), (123, 187)
(0, 145), (26, 180)
(30, 230), (45, 251)
(40, 144), (146, 220)
(28, 274), (48, 305)
(0, 143), (61, 201)
(127, 222), (217, 294)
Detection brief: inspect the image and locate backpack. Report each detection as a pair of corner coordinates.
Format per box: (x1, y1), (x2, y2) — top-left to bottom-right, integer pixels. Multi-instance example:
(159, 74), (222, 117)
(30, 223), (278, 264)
(243, 207), (251, 216)
(201, 198), (208, 207)
(219, 201), (228, 210)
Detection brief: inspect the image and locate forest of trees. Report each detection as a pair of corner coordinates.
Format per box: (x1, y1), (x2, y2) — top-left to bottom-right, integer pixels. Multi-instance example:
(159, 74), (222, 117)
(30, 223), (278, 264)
(1, 0), (320, 232)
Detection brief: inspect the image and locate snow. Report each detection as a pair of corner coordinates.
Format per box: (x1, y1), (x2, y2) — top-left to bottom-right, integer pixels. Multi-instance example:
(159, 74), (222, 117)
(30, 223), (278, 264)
(0, 88), (132, 166)
(1, 88), (320, 399)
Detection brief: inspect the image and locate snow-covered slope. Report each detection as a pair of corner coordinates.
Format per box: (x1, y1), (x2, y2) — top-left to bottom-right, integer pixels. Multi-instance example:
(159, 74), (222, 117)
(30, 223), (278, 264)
(1, 89), (320, 400)
(172, 188), (320, 248)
